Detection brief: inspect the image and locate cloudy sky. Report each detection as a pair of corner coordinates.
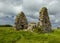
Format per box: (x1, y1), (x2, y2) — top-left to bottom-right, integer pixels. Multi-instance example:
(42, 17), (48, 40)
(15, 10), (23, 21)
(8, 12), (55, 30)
(0, 0), (60, 28)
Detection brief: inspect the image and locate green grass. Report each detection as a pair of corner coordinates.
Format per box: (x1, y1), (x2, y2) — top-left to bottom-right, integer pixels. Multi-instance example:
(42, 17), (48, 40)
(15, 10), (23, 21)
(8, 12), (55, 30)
(0, 27), (60, 43)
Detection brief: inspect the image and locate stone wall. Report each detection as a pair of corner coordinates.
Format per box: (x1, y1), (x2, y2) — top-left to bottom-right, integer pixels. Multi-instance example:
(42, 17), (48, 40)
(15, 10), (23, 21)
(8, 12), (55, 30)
(39, 7), (51, 33)
(14, 11), (28, 30)
(27, 22), (36, 32)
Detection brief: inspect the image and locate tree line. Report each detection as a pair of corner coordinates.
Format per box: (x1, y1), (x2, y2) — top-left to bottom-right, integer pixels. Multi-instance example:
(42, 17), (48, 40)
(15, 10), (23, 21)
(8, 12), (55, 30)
(0, 24), (12, 27)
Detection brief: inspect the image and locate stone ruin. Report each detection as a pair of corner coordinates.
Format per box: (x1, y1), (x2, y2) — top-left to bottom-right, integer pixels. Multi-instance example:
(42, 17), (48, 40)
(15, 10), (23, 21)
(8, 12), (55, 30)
(14, 11), (28, 30)
(27, 22), (36, 32)
(14, 7), (51, 33)
(38, 7), (51, 33)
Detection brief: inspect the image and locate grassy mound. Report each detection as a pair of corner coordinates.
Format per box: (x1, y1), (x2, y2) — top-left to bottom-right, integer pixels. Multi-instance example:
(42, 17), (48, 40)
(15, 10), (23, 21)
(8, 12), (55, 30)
(0, 27), (60, 43)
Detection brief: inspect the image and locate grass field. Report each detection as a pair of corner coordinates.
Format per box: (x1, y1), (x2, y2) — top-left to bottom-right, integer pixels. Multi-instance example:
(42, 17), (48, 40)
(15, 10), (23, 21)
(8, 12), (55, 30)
(0, 27), (60, 43)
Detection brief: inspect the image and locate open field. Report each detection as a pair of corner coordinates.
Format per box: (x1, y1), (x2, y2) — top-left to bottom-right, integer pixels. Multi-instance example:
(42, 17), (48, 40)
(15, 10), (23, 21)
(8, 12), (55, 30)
(0, 27), (60, 43)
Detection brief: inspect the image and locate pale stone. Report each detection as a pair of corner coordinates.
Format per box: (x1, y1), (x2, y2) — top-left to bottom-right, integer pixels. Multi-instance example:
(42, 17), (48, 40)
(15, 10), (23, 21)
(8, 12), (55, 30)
(27, 22), (36, 32)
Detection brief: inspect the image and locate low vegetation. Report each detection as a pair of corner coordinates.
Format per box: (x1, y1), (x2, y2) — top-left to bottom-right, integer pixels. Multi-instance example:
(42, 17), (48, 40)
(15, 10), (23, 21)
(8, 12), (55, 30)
(0, 25), (12, 27)
(0, 27), (60, 43)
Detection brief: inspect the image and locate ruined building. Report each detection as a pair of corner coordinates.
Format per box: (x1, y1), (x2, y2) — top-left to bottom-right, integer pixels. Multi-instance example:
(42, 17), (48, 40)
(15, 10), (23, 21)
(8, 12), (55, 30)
(14, 7), (51, 33)
(27, 22), (36, 32)
(38, 7), (51, 33)
(14, 11), (28, 30)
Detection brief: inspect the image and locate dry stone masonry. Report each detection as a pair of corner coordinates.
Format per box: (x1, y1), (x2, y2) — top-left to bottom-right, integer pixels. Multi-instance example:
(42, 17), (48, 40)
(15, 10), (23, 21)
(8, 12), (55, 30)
(14, 7), (52, 33)
(38, 7), (51, 33)
(27, 22), (36, 32)
(14, 11), (28, 30)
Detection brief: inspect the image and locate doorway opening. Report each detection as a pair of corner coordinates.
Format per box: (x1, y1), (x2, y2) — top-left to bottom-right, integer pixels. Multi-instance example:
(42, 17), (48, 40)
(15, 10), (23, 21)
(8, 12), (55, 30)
(20, 25), (24, 30)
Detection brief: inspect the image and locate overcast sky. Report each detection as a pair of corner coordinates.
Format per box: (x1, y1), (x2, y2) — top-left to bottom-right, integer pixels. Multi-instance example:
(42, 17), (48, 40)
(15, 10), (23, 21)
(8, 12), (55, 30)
(0, 0), (60, 28)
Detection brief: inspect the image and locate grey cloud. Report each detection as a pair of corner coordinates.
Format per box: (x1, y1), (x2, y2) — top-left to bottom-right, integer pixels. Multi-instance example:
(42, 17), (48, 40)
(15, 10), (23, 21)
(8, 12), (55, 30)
(47, 0), (60, 15)
(0, 4), (16, 18)
(0, 0), (22, 6)
(24, 12), (39, 19)
(0, 16), (14, 25)
(0, 0), (23, 17)
(26, 17), (38, 23)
